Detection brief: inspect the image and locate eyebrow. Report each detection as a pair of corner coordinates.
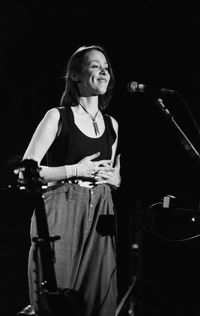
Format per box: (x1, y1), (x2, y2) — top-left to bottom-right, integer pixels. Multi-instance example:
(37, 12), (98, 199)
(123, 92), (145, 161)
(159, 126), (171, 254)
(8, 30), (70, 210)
(90, 60), (108, 65)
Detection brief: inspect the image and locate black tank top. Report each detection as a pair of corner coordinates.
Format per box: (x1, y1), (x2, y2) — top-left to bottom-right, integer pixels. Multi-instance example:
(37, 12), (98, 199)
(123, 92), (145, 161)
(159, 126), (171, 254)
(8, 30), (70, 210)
(46, 107), (116, 167)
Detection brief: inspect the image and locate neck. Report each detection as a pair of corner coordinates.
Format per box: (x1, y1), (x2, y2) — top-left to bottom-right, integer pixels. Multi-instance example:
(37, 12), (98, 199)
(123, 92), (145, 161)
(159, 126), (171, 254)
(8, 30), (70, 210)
(78, 97), (99, 113)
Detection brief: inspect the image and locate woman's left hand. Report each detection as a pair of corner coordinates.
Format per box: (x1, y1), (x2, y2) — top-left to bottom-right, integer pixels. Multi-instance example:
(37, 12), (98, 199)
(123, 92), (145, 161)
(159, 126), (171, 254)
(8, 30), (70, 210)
(94, 153), (121, 189)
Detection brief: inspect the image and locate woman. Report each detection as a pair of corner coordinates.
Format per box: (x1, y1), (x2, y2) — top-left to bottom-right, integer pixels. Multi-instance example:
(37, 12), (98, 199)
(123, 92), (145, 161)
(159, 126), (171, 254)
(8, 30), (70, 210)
(19, 45), (121, 316)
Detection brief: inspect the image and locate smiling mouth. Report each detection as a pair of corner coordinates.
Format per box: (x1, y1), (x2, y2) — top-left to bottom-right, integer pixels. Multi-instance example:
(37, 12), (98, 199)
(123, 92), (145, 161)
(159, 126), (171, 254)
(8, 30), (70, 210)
(98, 78), (107, 83)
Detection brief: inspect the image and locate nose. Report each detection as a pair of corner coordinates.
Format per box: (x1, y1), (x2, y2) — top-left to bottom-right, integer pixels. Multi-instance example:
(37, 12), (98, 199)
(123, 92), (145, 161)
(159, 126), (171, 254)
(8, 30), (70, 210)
(99, 66), (107, 75)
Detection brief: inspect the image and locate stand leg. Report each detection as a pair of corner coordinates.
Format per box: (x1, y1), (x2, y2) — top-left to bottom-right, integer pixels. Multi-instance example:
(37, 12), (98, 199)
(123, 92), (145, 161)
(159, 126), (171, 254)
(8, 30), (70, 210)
(115, 276), (137, 316)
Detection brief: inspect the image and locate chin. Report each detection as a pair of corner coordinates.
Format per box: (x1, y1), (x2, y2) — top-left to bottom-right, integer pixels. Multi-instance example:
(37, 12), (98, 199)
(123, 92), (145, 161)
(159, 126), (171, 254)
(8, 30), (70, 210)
(97, 88), (107, 95)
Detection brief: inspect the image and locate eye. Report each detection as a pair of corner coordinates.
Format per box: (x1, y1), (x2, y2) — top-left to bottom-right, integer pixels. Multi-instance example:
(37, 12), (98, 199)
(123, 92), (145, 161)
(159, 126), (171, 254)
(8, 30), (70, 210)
(91, 64), (99, 68)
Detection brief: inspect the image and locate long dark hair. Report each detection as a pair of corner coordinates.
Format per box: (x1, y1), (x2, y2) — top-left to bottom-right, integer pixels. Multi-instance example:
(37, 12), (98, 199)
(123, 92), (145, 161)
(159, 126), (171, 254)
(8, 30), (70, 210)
(60, 45), (115, 110)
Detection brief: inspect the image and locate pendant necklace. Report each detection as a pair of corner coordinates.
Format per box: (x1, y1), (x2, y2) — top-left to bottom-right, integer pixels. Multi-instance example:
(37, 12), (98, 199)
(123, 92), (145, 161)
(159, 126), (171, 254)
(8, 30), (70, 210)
(79, 103), (100, 135)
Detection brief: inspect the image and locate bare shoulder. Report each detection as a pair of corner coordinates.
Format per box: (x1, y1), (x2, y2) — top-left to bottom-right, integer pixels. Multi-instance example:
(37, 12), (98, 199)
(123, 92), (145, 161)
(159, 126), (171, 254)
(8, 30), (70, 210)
(37, 107), (61, 135)
(44, 107), (60, 122)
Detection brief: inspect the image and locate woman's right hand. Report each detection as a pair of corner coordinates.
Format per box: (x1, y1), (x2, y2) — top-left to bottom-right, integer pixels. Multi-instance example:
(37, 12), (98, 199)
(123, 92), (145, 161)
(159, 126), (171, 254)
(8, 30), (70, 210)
(77, 152), (114, 179)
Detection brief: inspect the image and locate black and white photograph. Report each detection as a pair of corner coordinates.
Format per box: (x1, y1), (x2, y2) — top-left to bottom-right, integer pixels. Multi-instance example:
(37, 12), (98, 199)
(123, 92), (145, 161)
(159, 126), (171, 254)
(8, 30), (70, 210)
(0, 1), (200, 315)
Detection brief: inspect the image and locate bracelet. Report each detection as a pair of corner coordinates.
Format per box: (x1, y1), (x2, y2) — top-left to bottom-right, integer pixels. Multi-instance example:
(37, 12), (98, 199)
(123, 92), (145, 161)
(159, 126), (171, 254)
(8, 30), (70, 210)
(64, 164), (79, 179)
(76, 164), (79, 177)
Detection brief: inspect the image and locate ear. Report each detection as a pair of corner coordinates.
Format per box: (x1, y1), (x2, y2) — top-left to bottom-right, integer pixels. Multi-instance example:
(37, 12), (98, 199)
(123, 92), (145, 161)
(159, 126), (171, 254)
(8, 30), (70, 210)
(71, 72), (81, 83)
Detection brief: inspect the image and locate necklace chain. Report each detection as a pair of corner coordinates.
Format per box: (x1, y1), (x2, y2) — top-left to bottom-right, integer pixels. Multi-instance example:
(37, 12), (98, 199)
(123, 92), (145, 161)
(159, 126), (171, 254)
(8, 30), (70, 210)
(79, 103), (100, 135)
(79, 103), (99, 121)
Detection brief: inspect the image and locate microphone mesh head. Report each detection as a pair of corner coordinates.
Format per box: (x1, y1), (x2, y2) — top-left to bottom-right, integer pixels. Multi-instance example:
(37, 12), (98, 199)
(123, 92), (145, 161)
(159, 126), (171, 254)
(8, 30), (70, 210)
(127, 81), (138, 93)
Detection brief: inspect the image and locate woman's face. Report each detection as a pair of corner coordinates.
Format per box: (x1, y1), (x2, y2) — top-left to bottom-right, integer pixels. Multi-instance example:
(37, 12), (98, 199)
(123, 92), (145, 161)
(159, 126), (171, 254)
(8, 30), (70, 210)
(78, 49), (111, 97)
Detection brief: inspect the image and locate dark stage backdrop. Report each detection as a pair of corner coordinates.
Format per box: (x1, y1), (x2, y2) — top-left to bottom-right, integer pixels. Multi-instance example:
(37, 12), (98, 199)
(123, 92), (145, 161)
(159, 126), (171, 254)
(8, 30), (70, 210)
(1, 1), (200, 315)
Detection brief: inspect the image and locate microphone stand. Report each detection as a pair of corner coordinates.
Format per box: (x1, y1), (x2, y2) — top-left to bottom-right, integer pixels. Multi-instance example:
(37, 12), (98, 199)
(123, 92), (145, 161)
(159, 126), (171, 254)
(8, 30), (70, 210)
(115, 271), (137, 316)
(115, 220), (142, 316)
(155, 98), (200, 160)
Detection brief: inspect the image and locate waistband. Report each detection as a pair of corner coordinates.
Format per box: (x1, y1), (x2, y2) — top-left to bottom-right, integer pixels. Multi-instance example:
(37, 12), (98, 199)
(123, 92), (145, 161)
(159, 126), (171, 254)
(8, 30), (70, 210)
(48, 178), (95, 188)
(46, 181), (111, 197)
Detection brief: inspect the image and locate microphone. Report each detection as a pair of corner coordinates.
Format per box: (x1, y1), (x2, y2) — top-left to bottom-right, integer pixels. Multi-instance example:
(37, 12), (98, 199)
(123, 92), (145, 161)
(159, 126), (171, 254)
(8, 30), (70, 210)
(127, 81), (176, 95)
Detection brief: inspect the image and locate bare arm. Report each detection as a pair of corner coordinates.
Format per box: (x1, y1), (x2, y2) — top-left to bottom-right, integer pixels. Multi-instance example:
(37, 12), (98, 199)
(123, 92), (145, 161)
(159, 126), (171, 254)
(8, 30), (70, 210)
(23, 108), (68, 183)
(23, 108), (60, 163)
(110, 116), (119, 163)
(95, 116), (121, 188)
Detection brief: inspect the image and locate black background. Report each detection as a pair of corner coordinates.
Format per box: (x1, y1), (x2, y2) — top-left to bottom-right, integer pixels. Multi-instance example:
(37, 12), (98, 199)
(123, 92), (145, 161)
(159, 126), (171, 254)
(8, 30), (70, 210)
(1, 1), (200, 315)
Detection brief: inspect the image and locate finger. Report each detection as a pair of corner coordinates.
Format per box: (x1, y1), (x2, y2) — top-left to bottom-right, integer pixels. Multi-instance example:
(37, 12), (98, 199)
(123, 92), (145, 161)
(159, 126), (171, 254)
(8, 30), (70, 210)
(95, 173), (112, 180)
(94, 180), (107, 184)
(89, 152), (100, 161)
(95, 166), (114, 173)
(96, 159), (112, 167)
(91, 170), (96, 177)
(96, 170), (112, 175)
